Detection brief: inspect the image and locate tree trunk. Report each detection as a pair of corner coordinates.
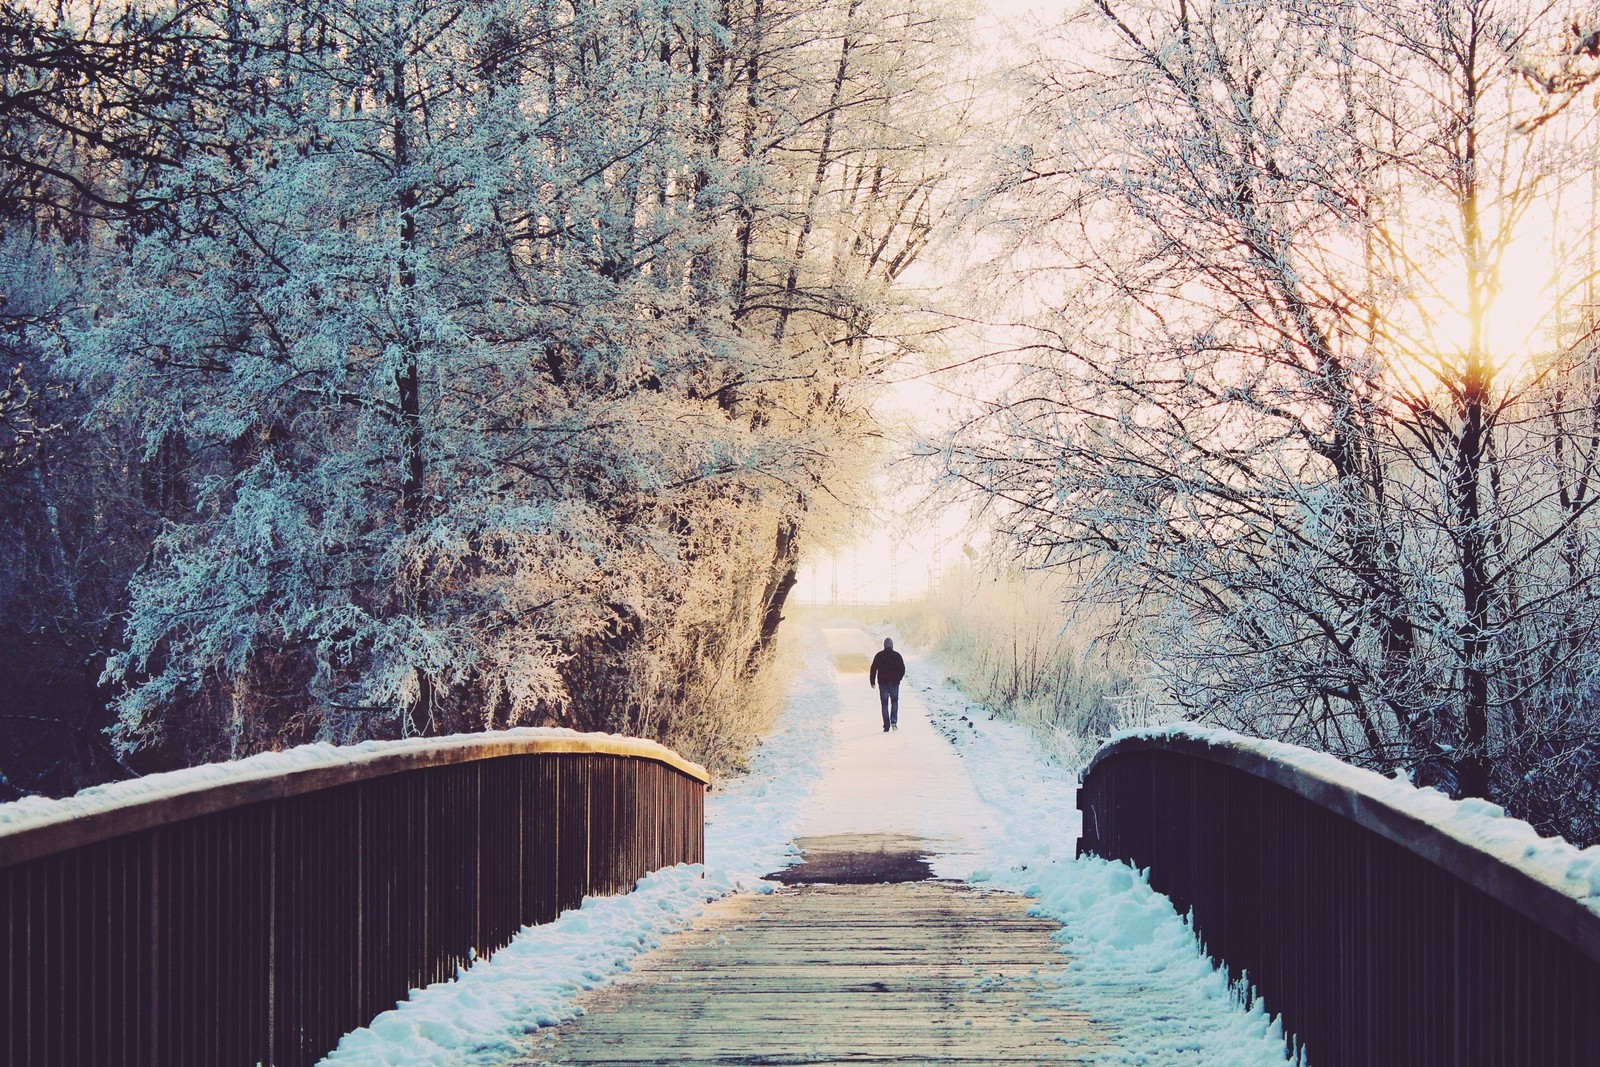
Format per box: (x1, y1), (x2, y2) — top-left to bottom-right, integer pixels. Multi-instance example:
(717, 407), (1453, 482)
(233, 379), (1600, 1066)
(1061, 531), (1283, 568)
(1453, 22), (1492, 799)
(750, 516), (800, 668)
(773, 0), (861, 343)
(732, 0), (765, 317)
(391, 53), (432, 739)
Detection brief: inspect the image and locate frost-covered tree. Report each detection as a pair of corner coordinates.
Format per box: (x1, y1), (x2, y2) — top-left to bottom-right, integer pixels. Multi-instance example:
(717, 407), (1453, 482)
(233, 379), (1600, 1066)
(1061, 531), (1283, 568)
(7, 0), (972, 775)
(0, 1), (223, 794)
(942, 0), (1600, 841)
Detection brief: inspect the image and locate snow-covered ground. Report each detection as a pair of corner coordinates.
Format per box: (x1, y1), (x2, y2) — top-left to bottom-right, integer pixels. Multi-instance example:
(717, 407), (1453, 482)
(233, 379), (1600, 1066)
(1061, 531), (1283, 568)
(900, 635), (1296, 1064)
(321, 616), (1296, 1065)
(791, 626), (1006, 879)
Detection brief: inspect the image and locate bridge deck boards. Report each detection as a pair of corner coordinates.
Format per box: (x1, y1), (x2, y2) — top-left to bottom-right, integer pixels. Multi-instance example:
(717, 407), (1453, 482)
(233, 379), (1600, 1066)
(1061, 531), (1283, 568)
(515, 881), (1113, 1065)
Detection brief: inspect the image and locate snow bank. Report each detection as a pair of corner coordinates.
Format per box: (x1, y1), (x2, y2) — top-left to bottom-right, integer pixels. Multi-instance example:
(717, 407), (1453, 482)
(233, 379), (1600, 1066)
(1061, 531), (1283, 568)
(318, 626), (841, 1065)
(703, 624), (843, 886)
(322, 864), (731, 1066)
(910, 656), (1297, 1065)
(1105, 723), (1600, 916)
(1035, 856), (1298, 1063)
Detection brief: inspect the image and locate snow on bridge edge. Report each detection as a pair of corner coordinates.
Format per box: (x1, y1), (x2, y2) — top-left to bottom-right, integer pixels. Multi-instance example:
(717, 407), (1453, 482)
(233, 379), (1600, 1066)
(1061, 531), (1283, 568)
(1096, 723), (1600, 920)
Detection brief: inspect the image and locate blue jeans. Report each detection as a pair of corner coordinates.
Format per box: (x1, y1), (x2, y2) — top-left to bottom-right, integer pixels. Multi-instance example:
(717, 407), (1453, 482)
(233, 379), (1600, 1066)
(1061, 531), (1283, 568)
(878, 683), (900, 728)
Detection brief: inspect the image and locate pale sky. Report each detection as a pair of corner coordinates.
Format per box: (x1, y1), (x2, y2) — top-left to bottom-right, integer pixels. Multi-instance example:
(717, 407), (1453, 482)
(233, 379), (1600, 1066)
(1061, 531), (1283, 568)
(794, 0), (1051, 606)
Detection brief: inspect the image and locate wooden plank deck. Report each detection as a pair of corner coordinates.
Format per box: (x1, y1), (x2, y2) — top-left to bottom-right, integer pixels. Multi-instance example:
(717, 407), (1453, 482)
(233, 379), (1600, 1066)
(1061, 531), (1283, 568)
(514, 857), (1115, 1065)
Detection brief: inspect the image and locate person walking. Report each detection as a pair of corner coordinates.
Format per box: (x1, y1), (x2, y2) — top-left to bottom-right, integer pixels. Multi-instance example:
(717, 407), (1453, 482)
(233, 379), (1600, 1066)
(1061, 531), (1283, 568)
(869, 637), (906, 732)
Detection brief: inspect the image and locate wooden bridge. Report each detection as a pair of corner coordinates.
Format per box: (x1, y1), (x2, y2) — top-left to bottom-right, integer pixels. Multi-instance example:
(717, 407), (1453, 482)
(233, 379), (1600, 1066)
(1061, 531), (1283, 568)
(520, 833), (1107, 1065)
(5, 706), (1600, 1064)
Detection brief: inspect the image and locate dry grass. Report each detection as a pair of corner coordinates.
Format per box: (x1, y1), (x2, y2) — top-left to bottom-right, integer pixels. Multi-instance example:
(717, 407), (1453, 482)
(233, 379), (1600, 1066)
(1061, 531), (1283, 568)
(665, 621), (801, 782)
(889, 567), (1159, 771)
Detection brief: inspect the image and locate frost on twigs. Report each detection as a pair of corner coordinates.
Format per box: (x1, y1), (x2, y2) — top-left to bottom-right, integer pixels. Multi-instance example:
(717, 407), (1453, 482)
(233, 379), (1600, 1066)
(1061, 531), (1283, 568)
(22, 0), (975, 781)
(935, 0), (1600, 848)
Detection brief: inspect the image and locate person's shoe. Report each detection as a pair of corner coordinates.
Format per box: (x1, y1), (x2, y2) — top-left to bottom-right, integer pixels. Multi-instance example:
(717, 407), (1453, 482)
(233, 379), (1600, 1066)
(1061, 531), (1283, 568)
(883, 725), (890, 732)
(892, 722), (898, 730)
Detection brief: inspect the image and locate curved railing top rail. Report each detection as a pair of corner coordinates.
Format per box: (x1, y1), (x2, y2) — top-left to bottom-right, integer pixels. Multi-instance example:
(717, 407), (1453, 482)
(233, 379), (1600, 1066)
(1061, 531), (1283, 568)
(0, 727), (709, 869)
(1086, 725), (1600, 963)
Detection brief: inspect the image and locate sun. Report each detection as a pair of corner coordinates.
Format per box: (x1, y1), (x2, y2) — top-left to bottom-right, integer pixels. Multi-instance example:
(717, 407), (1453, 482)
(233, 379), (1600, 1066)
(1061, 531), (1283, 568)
(1383, 194), (1571, 393)
(1479, 219), (1563, 381)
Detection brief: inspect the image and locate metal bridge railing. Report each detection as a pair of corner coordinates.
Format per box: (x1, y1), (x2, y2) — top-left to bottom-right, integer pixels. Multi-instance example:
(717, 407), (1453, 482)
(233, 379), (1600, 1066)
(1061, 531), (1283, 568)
(1, 730), (708, 1067)
(1078, 726), (1600, 1067)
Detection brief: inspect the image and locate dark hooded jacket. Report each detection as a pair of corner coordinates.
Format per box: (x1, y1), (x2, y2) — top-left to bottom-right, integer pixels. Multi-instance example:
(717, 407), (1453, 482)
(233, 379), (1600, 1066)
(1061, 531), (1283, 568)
(869, 648), (906, 688)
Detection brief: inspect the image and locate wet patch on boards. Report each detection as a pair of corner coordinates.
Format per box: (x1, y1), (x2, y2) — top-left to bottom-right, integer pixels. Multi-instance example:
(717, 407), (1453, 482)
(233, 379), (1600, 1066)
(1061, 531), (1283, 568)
(767, 833), (935, 884)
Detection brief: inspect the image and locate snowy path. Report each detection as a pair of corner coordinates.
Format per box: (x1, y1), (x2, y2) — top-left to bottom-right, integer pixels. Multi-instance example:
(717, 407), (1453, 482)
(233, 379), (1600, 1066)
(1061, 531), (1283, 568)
(792, 627), (1001, 878)
(321, 617), (1296, 1066)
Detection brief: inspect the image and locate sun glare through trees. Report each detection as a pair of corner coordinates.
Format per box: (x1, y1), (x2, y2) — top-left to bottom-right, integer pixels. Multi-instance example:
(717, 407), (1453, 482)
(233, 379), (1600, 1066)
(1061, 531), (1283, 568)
(927, 0), (1600, 847)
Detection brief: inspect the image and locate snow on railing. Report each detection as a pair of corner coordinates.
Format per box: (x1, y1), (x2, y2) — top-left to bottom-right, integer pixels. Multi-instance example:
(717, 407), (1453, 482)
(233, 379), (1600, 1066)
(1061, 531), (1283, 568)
(0, 727), (708, 865)
(1079, 724), (1600, 1067)
(0, 729), (708, 1067)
